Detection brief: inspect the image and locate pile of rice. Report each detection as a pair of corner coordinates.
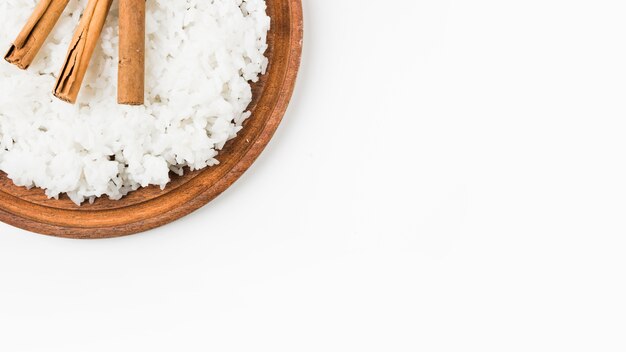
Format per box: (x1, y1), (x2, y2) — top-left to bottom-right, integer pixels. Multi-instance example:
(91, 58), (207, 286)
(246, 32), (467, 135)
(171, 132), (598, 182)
(0, 0), (270, 205)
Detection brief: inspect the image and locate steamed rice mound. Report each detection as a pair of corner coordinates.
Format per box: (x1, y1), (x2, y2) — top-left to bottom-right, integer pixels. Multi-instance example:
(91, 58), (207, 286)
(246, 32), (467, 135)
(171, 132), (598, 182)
(0, 0), (270, 205)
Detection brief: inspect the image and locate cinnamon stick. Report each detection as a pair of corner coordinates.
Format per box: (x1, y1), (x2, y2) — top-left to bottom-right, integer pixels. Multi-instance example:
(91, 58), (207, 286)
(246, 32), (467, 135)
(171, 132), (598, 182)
(118, 0), (145, 105)
(5, 0), (70, 70)
(53, 0), (113, 104)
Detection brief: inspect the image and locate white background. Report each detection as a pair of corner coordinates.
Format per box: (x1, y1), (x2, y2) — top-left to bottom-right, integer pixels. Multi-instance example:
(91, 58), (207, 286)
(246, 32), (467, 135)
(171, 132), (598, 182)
(2, 0), (626, 350)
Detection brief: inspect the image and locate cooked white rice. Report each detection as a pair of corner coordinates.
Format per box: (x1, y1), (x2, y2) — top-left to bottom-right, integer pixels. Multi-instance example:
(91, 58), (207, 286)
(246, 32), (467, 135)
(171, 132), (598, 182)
(0, 0), (270, 205)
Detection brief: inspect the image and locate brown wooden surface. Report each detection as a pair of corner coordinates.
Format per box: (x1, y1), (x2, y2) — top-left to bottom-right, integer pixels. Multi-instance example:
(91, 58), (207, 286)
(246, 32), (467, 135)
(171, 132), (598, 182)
(0, 0), (303, 238)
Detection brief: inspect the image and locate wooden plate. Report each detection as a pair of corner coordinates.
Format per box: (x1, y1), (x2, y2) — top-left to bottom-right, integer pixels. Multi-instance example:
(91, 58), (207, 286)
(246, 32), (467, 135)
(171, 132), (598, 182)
(0, 0), (303, 239)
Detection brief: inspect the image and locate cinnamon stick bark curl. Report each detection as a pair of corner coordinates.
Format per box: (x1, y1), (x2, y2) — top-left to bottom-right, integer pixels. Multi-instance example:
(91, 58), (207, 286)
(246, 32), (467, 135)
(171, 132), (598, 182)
(118, 0), (146, 105)
(5, 0), (70, 70)
(53, 0), (113, 104)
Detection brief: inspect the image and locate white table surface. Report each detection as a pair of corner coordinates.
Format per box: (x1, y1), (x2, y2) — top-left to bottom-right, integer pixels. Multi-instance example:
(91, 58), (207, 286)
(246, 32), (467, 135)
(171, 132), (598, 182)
(2, 0), (626, 350)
